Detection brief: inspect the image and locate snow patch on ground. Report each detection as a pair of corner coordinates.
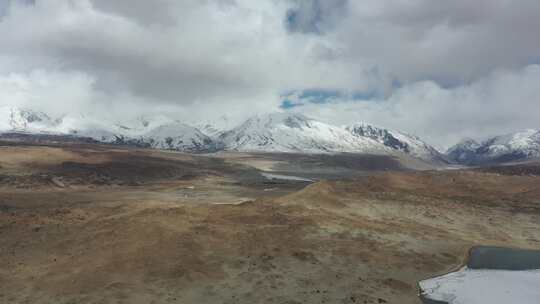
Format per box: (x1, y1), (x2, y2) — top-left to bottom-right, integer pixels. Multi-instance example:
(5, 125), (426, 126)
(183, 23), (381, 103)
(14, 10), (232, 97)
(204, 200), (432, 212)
(419, 266), (540, 304)
(261, 172), (313, 182)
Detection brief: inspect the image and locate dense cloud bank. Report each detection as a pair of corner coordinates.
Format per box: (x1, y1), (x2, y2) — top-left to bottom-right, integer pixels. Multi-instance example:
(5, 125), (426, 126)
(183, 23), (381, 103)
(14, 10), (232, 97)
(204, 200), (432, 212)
(1, 0), (539, 147)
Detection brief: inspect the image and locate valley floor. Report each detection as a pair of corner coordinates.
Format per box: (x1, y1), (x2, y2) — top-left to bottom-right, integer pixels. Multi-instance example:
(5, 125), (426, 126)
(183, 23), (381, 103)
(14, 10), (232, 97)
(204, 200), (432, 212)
(1, 143), (539, 304)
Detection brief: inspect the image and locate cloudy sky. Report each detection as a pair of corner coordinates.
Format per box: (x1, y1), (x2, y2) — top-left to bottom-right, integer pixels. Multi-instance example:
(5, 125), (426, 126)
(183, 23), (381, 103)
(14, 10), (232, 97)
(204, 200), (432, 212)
(1, 0), (539, 148)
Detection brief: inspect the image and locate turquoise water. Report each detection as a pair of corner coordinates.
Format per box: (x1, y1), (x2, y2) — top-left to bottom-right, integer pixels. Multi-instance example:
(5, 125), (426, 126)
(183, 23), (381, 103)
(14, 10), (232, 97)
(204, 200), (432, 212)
(467, 246), (540, 270)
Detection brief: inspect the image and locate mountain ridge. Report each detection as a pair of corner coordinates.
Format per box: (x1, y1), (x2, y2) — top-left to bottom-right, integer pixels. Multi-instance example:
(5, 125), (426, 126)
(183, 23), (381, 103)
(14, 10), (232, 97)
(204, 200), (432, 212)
(447, 129), (540, 165)
(0, 106), (447, 162)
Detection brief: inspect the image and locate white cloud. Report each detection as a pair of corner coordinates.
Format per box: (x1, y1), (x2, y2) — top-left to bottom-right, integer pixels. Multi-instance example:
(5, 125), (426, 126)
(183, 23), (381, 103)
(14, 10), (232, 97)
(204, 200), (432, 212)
(299, 65), (540, 149)
(0, 0), (539, 146)
(0, 70), (96, 114)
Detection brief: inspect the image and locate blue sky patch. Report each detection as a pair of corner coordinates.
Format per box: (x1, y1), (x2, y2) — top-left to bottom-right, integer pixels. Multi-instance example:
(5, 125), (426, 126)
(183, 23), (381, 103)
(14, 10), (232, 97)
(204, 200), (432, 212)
(280, 88), (380, 109)
(280, 100), (302, 109)
(284, 0), (347, 35)
(299, 89), (341, 102)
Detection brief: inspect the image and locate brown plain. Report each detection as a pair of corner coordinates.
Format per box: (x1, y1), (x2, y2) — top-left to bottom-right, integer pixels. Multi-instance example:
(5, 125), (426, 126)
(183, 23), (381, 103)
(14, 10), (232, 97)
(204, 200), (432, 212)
(1, 144), (539, 304)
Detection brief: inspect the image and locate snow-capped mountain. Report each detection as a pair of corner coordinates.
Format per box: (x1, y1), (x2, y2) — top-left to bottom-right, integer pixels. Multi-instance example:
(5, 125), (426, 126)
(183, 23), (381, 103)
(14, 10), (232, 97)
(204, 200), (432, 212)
(116, 122), (219, 152)
(0, 107), (446, 161)
(447, 130), (540, 165)
(446, 138), (482, 164)
(218, 113), (445, 162)
(219, 113), (385, 153)
(73, 115), (217, 152)
(197, 123), (223, 137)
(53, 113), (119, 142)
(0, 107), (216, 152)
(346, 122), (446, 162)
(194, 115), (236, 137)
(0, 106), (57, 132)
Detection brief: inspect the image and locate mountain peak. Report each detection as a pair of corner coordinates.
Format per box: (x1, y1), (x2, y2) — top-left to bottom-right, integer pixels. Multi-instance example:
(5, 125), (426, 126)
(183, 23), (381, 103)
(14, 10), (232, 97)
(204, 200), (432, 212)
(217, 112), (445, 162)
(346, 122), (445, 162)
(447, 138), (480, 153)
(448, 129), (540, 165)
(243, 112), (313, 129)
(0, 106), (55, 132)
(0, 108), (445, 162)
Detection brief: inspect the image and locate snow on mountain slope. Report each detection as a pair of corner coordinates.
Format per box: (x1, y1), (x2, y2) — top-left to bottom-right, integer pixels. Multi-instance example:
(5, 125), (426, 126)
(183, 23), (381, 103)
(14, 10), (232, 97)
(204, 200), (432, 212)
(447, 129), (540, 165)
(0, 108), (120, 142)
(51, 113), (119, 142)
(346, 122), (446, 162)
(446, 138), (482, 164)
(197, 123), (223, 137)
(0, 106), (57, 133)
(219, 113), (386, 153)
(0, 108), (216, 152)
(65, 115), (216, 152)
(0, 107), (445, 159)
(481, 129), (540, 158)
(194, 115), (237, 138)
(218, 112), (446, 162)
(122, 122), (218, 152)
(113, 115), (175, 135)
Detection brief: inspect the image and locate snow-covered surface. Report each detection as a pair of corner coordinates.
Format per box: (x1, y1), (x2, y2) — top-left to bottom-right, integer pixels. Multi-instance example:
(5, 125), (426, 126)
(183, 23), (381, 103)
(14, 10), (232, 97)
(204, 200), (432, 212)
(447, 129), (540, 164)
(219, 113), (387, 154)
(346, 122), (444, 162)
(446, 138), (481, 163)
(0, 106), (56, 133)
(0, 107), (215, 152)
(218, 113), (444, 162)
(484, 129), (540, 157)
(419, 266), (540, 304)
(0, 107), (444, 161)
(194, 115), (237, 137)
(261, 172), (313, 182)
(132, 122), (217, 152)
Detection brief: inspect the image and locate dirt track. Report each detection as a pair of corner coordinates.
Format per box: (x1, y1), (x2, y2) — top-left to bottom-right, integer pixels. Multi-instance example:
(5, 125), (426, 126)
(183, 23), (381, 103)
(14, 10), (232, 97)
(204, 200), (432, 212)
(1, 145), (539, 304)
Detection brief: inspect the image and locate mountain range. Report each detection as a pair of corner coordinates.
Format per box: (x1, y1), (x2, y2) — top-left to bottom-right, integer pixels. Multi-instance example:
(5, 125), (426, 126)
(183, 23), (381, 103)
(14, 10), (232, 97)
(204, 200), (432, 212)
(2, 106), (539, 166)
(447, 129), (540, 165)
